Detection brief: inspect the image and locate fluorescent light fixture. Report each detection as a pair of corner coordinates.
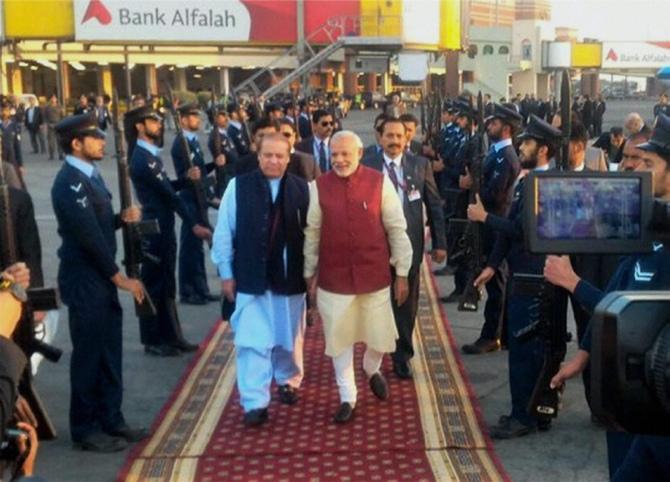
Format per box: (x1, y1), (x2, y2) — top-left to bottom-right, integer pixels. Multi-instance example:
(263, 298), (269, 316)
(30, 66), (38, 71)
(36, 59), (57, 70)
(193, 73), (202, 78)
(98, 61), (109, 66)
(176, 64), (188, 68)
(195, 66), (205, 70)
(155, 63), (163, 69)
(70, 61), (86, 71)
(18, 61), (29, 67)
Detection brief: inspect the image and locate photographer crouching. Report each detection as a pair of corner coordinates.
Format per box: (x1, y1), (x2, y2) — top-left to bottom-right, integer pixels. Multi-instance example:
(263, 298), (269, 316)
(0, 262), (41, 481)
(544, 114), (670, 481)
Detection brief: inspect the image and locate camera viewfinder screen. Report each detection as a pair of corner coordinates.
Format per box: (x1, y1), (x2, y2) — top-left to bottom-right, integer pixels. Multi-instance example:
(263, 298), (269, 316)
(536, 177), (642, 241)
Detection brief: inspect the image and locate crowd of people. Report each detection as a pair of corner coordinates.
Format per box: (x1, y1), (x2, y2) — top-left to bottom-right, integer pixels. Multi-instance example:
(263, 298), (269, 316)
(1, 85), (669, 481)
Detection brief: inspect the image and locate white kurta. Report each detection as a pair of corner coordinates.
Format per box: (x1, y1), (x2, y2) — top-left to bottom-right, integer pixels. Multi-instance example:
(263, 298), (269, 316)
(211, 178), (306, 352)
(303, 174), (413, 357)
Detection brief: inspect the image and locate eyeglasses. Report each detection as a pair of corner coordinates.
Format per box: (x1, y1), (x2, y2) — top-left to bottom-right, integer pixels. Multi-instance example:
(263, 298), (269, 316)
(320, 121), (334, 127)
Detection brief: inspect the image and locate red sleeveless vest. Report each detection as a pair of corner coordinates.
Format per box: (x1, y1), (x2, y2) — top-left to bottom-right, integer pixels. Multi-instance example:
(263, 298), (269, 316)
(316, 165), (392, 294)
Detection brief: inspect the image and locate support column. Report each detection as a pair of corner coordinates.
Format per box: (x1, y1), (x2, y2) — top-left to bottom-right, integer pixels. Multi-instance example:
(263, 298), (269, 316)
(174, 68), (187, 91)
(123, 47), (132, 101)
(445, 50), (460, 97)
(97, 65), (113, 96)
(10, 65), (23, 94)
(336, 71), (344, 93)
(0, 45), (7, 95)
(382, 72), (392, 95)
(219, 67), (230, 95)
(343, 50), (357, 96)
(145, 64), (158, 96)
(365, 73), (377, 92)
(325, 71), (334, 91)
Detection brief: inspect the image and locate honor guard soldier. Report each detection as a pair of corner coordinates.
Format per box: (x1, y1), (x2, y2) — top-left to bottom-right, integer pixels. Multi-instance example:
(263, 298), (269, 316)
(460, 103), (522, 354)
(468, 114), (567, 438)
(171, 103), (220, 305)
(51, 114), (149, 452)
(127, 106), (212, 356)
(207, 105), (239, 196)
(227, 103), (251, 157)
(1, 100), (24, 188)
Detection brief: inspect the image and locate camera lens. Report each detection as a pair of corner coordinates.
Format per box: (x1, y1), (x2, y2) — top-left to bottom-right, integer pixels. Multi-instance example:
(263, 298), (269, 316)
(646, 324), (670, 414)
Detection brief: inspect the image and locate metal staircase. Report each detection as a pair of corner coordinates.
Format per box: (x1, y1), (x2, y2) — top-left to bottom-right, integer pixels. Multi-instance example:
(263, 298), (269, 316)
(232, 16), (360, 99)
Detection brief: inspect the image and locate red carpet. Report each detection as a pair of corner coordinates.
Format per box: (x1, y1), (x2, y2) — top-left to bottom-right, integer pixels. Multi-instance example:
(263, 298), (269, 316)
(118, 265), (509, 481)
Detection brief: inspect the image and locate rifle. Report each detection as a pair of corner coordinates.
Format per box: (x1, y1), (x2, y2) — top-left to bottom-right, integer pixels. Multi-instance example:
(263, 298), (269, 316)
(111, 89), (159, 318)
(512, 273), (567, 422)
(458, 92), (486, 312)
(522, 69), (572, 422)
(210, 87), (227, 200)
(0, 158), (61, 440)
(164, 83), (213, 234)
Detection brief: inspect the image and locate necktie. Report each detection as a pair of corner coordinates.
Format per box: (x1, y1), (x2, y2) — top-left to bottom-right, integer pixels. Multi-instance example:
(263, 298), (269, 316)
(387, 161), (400, 192)
(319, 141), (328, 172)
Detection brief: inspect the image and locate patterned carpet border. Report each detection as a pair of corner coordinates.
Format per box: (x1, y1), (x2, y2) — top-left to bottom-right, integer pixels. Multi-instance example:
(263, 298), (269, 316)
(118, 259), (510, 481)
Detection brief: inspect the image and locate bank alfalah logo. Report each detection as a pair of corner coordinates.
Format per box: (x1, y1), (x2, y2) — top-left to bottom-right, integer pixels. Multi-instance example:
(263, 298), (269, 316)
(606, 49), (619, 62)
(82, 0), (112, 25)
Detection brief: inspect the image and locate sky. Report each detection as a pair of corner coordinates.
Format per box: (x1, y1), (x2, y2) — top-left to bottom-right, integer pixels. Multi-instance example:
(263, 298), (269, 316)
(550, 0), (670, 42)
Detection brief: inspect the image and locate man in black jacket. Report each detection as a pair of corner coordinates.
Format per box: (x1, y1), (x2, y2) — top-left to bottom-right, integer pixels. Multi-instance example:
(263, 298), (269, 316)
(24, 98), (45, 155)
(362, 118), (447, 379)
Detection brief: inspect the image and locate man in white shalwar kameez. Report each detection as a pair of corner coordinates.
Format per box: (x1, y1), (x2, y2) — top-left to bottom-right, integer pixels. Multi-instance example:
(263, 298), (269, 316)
(212, 133), (310, 426)
(303, 130), (413, 423)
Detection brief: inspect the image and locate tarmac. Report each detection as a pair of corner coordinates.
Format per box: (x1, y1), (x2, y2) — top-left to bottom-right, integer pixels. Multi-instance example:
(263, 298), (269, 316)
(27, 98), (655, 481)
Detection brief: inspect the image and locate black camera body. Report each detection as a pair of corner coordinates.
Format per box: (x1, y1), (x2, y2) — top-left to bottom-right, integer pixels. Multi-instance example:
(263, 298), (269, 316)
(590, 292), (670, 436)
(524, 171), (670, 436)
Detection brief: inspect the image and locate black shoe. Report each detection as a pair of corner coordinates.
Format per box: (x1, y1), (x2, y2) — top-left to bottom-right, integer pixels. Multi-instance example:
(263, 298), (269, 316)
(105, 424), (150, 443)
(439, 290), (463, 303)
(73, 432), (128, 452)
(392, 360), (413, 380)
(181, 295), (207, 305)
(277, 384), (299, 405)
(333, 402), (355, 424)
(489, 416), (536, 439)
(243, 408), (268, 427)
(537, 419), (552, 432)
(204, 293), (220, 302)
(172, 339), (199, 353)
(144, 344), (181, 357)
(369, 372), (389, 400)
(461, 338), (500, 355)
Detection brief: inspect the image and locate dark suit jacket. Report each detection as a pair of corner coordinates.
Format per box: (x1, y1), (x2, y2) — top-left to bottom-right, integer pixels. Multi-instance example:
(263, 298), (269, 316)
(24, 106), (43, 131)
(297, 114), (312, 140)
(294, 136), (315, 156)
(9, 187), (43, 287)
(363, 144), (381, 158)
(408, 140), (422, 156)
(362, 151), (446, 272)
(287, 151), (320, 181)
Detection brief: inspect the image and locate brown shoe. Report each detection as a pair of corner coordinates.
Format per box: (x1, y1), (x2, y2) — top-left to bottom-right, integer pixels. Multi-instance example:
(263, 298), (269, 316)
(462, 338), (500, 355)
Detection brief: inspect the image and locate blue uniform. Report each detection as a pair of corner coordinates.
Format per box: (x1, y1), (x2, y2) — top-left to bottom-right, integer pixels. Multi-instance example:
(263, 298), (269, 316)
(51, 156), (126, 441)
(171, 131), (214, 301)
(573, 242), (670, 478)
(486, 168), (567, 428)
(130, 140), (196, 346)
(207, 127), (239, 197)
(227, 121), (251, 157)
(479, 139), (520, 342)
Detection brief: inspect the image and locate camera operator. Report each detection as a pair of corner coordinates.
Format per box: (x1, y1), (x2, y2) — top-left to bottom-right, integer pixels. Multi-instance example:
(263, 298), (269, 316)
(544, 114), (670, 480)
(0, 263), (40, 480)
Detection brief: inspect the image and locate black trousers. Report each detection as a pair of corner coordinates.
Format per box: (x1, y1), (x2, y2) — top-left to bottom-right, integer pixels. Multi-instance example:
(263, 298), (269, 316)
(140, 232), (186, 346)
(570, 294), (593, 407)
(391, 268), (421, 363)
(481, 226), (507, 342)
(67, 277), (124, 441)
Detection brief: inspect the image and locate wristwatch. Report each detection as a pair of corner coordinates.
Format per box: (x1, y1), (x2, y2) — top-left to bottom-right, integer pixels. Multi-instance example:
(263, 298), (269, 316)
(0, 277), (27, 303)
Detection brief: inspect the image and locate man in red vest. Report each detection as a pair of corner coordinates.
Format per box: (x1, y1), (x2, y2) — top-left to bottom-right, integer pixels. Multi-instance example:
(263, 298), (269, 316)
(304, 130), (413, 424)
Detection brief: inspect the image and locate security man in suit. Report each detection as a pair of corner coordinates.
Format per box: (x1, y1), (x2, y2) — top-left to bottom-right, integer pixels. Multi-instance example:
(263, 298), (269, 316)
(227, 103), (251, 157)
(467, 114), (567, 438)
(171, 103), (222, 305)
(459, 104), (522, 354)
(127, 106), (213, 356)
(0, 101), (24, 188)
(51, 114), (148, 452)
(295, 109), (334, 173)
(207, 105), (239, 198)
(362, 117), (447, 379)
